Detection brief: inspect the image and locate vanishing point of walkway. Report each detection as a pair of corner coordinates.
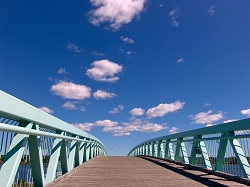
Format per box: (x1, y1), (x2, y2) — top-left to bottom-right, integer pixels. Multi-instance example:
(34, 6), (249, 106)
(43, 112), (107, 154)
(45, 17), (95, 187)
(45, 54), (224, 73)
(46, 156), (248, 187)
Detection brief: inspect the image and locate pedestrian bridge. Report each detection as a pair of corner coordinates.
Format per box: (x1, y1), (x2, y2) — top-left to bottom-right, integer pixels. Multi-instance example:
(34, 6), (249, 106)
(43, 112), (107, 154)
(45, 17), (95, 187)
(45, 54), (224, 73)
(1, 90), (250, 186)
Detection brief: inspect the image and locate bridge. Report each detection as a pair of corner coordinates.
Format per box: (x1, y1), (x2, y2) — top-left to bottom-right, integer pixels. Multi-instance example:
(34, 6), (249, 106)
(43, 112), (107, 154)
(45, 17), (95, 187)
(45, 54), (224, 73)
(1, 90), (250, 186)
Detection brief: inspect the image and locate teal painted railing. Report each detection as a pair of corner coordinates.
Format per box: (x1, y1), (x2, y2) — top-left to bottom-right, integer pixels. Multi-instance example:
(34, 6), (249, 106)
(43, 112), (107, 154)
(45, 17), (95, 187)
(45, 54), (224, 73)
(0, 90), (107, 187)
(128, 118), (250, 179)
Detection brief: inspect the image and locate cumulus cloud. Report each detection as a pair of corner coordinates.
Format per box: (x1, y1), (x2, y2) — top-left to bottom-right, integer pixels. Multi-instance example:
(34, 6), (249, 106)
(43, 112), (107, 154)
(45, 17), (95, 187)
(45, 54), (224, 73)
(95, 119), (118, 127)
(208, 6), (216, 15)
(140, 123), (166, 132)
(88, 0), (147, 30)
(50, 81), (91, 100)
(109, 108), (119, 114)
(58, 68), (69, 74)
(109, 105), (124, 114)
(130, 108), (145, 116)
(66, 43), (82, 53)
(146, 101), (185, 119)
(189, 110), (224, 124)
(73, 123), (94, 131)
(169, 8), (180, 27)
(86, 59), (123, 83)
(93, 90), (117, 100)
(169, 127), (178, 134)
(103, 121), (166, 136)
(72, 118), (166, 136)
(241, 109), (250, 117)
(177, 58), (185, 63)
(120, 36), (134, 44)
(62, 101), (77, 110)
(39, 106), (53, 114)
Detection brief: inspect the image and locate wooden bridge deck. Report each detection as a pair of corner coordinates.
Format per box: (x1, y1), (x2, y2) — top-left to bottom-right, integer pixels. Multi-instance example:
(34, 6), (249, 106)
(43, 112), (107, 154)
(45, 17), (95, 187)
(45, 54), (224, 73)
(46, 156), (248, 187)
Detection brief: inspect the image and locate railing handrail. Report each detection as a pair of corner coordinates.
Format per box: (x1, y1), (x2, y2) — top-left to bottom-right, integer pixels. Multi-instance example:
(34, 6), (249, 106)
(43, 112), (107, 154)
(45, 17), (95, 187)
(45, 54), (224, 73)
(128, 118), (250, 155)
(0, 90), (104, 147)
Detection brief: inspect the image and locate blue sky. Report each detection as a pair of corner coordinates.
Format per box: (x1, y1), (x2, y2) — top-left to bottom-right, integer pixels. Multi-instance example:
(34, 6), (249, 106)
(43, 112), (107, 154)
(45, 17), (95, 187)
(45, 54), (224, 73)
(1, 0), (250, 156)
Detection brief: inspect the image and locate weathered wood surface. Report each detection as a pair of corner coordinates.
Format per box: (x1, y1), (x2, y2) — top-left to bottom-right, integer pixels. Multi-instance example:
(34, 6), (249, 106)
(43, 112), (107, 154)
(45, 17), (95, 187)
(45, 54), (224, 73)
(46, 156), (248, 186)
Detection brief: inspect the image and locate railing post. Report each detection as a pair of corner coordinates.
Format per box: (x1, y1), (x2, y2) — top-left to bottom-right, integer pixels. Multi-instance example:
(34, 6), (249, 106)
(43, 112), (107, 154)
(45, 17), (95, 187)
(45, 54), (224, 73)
(0, 122), (32, 187)
(89, 143), (93, 159)
(164, 139), (169, 159)
(60, 138), (69, 175)
(82, 142), (89, 162)
(157, 140), (161, 158)
(175, 138), (182, 161)
(78, 141), (85, 165)
(148, 143), (151, 156)
(152, 142), (155, 157)
(215, 132), (228, 172)
(28, 124), (44, 186)
(68, 136), (78, 171)
(75, 138), (80, 167)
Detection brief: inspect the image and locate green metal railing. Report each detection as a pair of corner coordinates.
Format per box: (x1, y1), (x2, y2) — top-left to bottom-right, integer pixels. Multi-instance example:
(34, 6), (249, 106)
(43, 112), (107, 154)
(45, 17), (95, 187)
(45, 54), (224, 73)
(128, 118), (250, 179)
(0, 90), (107, 187)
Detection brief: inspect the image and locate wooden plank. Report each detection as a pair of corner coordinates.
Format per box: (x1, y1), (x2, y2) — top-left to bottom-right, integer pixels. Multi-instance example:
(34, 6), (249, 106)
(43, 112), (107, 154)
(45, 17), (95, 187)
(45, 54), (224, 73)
(46, 156), (248, 187)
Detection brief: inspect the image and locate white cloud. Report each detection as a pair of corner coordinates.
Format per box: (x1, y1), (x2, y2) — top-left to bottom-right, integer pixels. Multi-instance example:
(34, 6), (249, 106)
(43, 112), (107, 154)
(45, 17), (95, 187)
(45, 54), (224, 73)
(189, 110), (224, 124)
(130, 108), (145, 116)
(58, 68), (69, 74)
(146, 101), (185, 119)
(241, 109), (250, 117)
(66, 43), (82, 53)
(206, 124), (214, 127)
(109, 105), (124, 114)
(208, 6), (216, 15)
(39, 106), (53, 114)
(177, 58), (185, 63)
(88, 0), (147, 30)
(169, 127), (178, 134)
(140, 123), (166, 132)
(91, 51), (105, 56)
(103, 121), (166, 136)
(86, 59), (123, 83)
(62, 101), (77, 110)
(204, 103), (211, 107)
(126, 51), (136, 55)
(109, 108), (119, 114)
(95, 119), (118, 127)
(120, 36), (134, 44)
(72, 123), (94, 131)
(79, 106), (86, 112)
(93, 90), (117, 100)
(118, 105), (124, 110)
(72, 118), (166, 136)
(169, 8), (180, 27)
(114, 132), (131, 137)
(50, 81), (91, 100)
(223, 119), (238, 123)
